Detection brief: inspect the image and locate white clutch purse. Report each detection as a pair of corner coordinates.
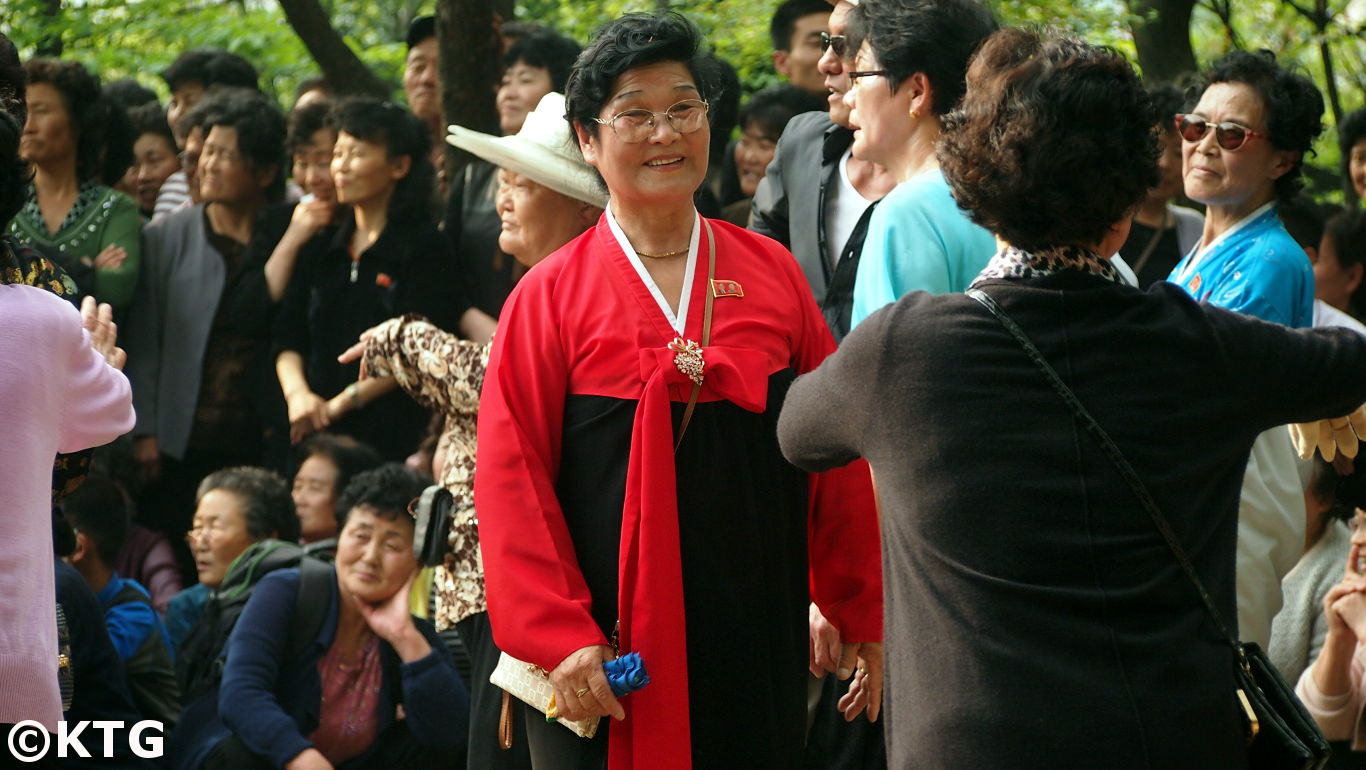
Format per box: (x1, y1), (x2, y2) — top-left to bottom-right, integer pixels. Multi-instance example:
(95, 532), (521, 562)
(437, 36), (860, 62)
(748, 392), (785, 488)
(489, 651), (601, 739)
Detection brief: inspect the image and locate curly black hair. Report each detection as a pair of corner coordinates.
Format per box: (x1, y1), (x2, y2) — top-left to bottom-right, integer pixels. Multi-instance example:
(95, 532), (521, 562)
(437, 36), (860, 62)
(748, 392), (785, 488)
(327, 98), (434, 224)
(1191, 49), (1324, 204)
(564, 12), (723, 140)
(0, 108), (29, 228)
(1339, 107), (1366, 180)
(128, 101), (174, 151)
(938, 28), (1159, 252)
(1324, 208), (1366, 318)
(336, 463), (427, 527)
(161, 49), (259, 93)
(24, 59), (132, 186)
(503, 30), (583, 94)
(196, 466), (300, 543)
(199, 88), (288, 203)
(294, 433), (383, 526)
(0, 32), (25, 127)
(849, 0), (997, 116)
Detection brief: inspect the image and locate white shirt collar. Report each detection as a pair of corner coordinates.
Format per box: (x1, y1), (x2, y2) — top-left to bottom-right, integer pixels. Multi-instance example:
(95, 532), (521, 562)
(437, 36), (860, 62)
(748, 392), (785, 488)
(605, 204), (701, 335)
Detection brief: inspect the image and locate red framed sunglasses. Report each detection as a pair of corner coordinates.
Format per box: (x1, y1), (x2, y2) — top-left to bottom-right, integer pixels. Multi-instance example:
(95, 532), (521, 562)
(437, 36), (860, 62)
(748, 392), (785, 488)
(1175, 114), (1267, 151)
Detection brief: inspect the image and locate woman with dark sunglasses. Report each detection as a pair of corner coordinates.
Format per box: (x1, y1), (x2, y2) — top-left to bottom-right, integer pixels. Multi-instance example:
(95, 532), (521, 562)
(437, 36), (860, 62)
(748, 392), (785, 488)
(1167, 50), (1323, 328)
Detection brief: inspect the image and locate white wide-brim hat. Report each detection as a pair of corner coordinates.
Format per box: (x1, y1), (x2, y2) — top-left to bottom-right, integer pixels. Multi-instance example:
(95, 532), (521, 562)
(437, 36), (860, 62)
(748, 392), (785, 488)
(446, 92), (608, 209)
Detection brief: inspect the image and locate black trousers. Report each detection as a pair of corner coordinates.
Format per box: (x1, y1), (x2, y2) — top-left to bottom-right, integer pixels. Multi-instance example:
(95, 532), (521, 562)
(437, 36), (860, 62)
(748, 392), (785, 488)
(202, 722), (452, 770)
(455, 611), (531, 770)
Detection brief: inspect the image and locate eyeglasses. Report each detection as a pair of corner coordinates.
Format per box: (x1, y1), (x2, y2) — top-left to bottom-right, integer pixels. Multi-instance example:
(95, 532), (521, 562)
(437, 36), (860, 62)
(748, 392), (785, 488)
(820, 32), (848, 59)
(593, 99), (710, 144)
(1175, 114), (1267, 152)
(847, 70), (891, 88)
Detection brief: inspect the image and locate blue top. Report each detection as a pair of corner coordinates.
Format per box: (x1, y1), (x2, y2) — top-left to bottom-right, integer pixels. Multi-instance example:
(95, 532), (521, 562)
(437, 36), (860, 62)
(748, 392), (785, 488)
(171, 567), (469, 768)
(1167, 204), (1314, 328)
(850, 169), (996, 327)
(165, 582), (210, 651)
(97, 573), (173, 662)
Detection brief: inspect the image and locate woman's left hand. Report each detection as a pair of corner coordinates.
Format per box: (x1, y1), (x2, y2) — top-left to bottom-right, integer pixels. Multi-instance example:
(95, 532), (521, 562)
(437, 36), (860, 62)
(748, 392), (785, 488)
(91, 244), (128, 271)
(353, 567), (431, 662)
(835, 641), (883, 723)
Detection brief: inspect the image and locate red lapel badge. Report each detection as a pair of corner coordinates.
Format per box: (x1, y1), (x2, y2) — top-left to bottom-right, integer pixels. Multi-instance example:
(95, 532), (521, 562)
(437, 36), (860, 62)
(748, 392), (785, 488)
(375, 273), (393, 288)
(711, 279), (744, 298)
(1189, 274), (1201, 294)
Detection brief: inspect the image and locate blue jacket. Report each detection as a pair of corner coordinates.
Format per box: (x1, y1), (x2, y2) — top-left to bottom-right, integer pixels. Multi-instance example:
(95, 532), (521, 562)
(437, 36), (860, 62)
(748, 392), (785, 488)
(174, 567), (469, 768)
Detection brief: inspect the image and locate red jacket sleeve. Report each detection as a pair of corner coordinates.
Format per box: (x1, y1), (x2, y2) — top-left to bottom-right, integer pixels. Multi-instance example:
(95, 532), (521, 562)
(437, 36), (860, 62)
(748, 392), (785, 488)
(474, 270), (610, 671)
(779, 244), (884, 643)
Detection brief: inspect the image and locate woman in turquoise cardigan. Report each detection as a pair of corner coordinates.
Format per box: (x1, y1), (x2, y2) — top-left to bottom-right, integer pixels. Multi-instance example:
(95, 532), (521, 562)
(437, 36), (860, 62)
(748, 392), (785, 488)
(10, 59), (140, 311)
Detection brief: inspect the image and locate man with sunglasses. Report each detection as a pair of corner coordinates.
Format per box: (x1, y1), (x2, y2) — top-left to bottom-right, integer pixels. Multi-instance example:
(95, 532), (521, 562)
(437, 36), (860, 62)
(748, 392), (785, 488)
(752, 0), (896, 342)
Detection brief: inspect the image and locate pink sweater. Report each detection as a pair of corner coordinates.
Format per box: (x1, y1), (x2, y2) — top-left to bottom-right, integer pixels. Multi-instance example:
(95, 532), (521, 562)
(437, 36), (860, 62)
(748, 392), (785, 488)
(0, 284), (135, 732)
(1297, 642), (1366, 749)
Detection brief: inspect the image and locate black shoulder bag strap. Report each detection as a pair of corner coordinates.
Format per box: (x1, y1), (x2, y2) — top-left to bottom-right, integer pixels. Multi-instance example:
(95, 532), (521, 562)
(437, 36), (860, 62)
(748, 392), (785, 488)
(967, 287), (1332, 768)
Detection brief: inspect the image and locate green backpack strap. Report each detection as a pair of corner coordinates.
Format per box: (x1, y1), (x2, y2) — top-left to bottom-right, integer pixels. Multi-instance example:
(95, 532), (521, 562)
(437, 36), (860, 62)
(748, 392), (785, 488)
(286, 557), (334, 663)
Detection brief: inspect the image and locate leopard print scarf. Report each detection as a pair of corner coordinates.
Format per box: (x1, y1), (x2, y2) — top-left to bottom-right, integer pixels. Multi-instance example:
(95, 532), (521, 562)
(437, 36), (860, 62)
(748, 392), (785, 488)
(968, 244), (1125, 289)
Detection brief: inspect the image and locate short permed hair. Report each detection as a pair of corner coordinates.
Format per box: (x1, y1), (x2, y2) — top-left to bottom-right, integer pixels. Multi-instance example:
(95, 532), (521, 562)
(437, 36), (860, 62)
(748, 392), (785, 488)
(200, 88), (287, 203)
(0, 109), (29, 228)
(103, 79), (158, 111)
(1339, 107), (1366, 177)
(161, 49), (259, 93)
(503, 30), (582, 94)
(336, 463), (427, 528)
(294, 433), (383, 525)
(286, 98), (334, 155)
(327, 98), (433, 223)
(1324, 208), (1366, 318)
(849, 0), (997, 117)
(128, 102), (175, 152)
(769, 0), (830, 52)
(564, 12), (722, 140)
(1192, 49), (1323, 204)
(938, 28), (1159, 252)
(23, 59), (124, 184)
(1147, 83), (1188, 135)
(197, 466), (300, 543)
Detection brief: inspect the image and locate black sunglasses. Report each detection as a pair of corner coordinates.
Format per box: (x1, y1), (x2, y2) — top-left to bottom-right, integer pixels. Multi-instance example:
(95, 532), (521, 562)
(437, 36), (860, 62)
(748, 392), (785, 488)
(820, 32), (848, 59)
(1175, 114), (1267, 152)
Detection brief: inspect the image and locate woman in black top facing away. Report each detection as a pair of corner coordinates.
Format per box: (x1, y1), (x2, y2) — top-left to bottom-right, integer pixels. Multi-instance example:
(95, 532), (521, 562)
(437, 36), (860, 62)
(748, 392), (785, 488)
(780, 29), (1366, 768)
(275, 99), (457, 462)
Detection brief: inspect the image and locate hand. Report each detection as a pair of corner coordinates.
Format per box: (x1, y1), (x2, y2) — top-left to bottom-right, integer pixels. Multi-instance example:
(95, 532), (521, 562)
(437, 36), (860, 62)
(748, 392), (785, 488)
(288, 196), (335, 239)
(80, 296), (125, 370)
(809, 603), (841, 677)
(835, 641), (883, 723)
(284, 748), (333, 770)
(336, 323), (385, 379)
(285, 388), (330, 444)
(1290, 406), (1366, 462)
(548, 644), (624, 722)
(91, 244), (128, 270)
(352, 567), (429, 659)
(132, 435), (161, 483)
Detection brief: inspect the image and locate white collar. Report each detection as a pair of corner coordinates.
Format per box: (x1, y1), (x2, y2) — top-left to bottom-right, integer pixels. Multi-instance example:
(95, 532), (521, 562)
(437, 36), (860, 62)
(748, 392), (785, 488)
(606, 204), (701, 335)
(1175, 200), (1275, 284)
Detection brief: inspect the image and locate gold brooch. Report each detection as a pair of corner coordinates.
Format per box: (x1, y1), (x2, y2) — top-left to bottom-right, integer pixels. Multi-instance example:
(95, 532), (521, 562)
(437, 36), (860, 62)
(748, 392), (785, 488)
(668, 337), (704, 387)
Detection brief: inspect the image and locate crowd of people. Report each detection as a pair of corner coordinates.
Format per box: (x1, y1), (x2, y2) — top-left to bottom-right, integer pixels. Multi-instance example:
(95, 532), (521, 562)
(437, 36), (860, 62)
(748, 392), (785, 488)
(5, 0), (1366, 767)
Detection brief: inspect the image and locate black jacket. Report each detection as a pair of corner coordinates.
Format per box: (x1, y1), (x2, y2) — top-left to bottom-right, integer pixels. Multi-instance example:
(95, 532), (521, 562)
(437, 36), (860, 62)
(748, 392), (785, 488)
(748, 111), (878, 342)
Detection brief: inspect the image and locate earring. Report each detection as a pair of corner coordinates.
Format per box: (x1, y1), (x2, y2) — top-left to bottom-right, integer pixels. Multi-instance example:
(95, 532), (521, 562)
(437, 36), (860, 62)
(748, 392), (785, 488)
(910, 109), (920, 119)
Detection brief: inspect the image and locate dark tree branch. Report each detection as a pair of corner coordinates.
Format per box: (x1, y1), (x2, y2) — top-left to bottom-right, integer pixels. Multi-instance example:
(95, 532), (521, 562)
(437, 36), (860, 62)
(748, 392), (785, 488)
(276, 0), (389, 98)
(436, 0), (500, 173)
(1127, 0), (1199, 83)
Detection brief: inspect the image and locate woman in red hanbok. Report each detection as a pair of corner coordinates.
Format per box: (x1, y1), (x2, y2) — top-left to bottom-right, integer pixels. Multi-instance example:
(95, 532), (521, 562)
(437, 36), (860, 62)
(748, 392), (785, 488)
(474, 12), (883, 770)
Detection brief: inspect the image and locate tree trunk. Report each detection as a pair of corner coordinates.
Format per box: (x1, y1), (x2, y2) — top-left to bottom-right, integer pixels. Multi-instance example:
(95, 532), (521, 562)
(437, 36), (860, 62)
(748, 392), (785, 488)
(34, 0), (63, 58)
(1126, 0), (1199, 84)
(436, 0), (501, 173)
(276, 0), (390, 98)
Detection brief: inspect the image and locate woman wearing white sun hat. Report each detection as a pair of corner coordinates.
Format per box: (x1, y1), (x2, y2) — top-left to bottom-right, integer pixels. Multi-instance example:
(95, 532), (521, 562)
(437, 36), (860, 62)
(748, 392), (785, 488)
(337, 91), (605, 770)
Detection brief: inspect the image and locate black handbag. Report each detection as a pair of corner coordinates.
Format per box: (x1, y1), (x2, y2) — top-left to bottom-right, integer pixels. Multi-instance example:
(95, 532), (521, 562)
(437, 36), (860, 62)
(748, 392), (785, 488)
(968, 287), (1331, 770)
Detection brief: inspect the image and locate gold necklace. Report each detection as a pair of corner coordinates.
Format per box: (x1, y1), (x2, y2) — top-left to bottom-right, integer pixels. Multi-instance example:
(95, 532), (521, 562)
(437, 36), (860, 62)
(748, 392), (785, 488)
(635, 246), (689, 259)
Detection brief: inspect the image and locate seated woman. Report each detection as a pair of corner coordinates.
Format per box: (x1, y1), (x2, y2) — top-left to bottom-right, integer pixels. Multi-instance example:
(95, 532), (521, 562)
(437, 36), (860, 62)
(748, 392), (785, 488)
(274, 99), (456, 462)
(340, 90), (605, 769)
(292, 432), (382, 554)
(198, 465), (469, 769)
(779, 28), (1366, 767)
(10, 59), (141, 311)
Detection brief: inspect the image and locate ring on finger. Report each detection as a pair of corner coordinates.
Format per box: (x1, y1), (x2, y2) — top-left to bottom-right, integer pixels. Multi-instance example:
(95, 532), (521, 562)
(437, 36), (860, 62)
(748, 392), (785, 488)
(575, 687), (590, 698)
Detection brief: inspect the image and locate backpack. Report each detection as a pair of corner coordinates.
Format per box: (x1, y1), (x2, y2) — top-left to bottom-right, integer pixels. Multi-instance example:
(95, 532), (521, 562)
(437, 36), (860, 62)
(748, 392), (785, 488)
(105, 581), (181, 726)
(174, 540), (332, 702)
